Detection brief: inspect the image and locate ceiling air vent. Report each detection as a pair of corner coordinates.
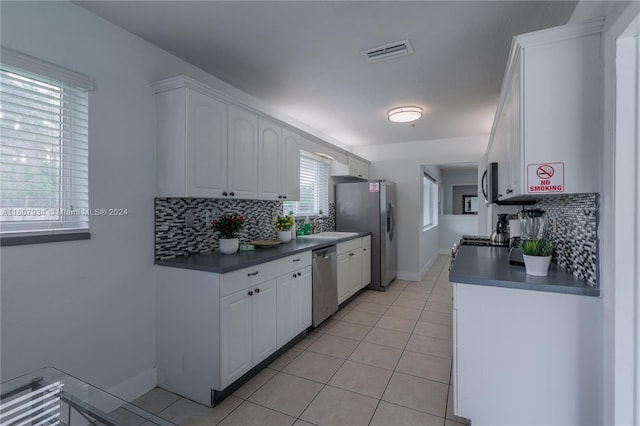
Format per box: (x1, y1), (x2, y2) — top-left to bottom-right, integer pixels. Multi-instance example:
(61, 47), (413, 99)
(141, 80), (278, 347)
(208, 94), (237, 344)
(361, 40), (414, 63)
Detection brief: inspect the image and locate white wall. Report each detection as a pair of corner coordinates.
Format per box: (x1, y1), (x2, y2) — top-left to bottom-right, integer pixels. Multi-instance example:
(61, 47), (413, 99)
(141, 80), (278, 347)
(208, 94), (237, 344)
(0, 1), (351, 400)
(438, 216), (479, 253)
(355, 135), (488, 280)
(440, 168), (478, 214)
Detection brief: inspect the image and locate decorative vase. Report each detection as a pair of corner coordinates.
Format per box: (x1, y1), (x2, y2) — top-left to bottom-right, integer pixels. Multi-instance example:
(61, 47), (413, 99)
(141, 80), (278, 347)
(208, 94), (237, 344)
(277, 230), (292, 243)
(218, 238), (239, 254)
(523, 254), (551, 276)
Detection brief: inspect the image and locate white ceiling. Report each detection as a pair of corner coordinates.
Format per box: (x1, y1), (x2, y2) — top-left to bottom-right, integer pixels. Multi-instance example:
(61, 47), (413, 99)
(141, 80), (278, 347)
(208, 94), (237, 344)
(76, 1), (577, 148)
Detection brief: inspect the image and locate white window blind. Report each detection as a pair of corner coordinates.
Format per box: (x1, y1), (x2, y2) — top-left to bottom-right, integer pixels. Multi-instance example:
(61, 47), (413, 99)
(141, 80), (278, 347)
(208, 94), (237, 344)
(283, 153), (329, 216)
(0, 49), (92, 236)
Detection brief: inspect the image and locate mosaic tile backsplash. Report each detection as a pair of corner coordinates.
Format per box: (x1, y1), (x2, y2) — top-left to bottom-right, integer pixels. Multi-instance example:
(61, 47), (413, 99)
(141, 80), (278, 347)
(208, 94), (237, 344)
(155, 198), (336, 260)
(532, 193), (598, 286)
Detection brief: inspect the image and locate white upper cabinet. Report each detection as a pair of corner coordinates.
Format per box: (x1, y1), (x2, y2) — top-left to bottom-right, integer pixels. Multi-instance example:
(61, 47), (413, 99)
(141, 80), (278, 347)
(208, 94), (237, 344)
(258, 118), (282, 200)
(188, 89), (228, 197)
(155, 84), (228, 198)
(487, 19), (603, 201)
(331, 156), (370, 180)
(281, 129), (301, 200)
(257, 118), (300, 201)
(348, 157), (369, 180)
(153, 76), (301, 200)
(227, 106), (258, 199)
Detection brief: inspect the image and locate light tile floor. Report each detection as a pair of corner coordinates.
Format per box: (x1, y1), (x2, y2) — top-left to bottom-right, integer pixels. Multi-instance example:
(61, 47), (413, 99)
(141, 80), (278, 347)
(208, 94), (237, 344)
(135, 255), (470, 426)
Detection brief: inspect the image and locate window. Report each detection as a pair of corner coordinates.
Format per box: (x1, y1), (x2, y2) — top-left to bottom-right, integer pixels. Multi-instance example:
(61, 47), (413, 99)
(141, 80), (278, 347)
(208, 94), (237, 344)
(0, 48), (93, 243)
(422, 171), (438, 229)
(283, 152), (329, 216)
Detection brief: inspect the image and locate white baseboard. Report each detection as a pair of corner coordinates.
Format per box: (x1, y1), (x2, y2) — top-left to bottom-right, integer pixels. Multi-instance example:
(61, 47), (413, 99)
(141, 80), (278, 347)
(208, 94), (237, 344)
(108, 367), (158, 402)
(419, 253), (439, 280)
(438, 248), (451, 255)
(396, 271), (421, 282)
(396, 252), (441, 283)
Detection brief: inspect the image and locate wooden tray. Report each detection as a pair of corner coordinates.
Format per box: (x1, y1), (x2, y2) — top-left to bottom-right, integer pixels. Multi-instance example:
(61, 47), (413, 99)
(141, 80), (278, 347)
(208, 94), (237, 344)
(250, 239), (281, 247)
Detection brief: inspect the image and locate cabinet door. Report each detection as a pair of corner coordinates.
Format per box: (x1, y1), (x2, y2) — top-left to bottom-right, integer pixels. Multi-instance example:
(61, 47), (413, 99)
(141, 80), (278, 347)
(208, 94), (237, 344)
(251, 278), (277, 365)
(220, 289), (252, 388)
(277, 266), (312, 348)
(281, 129), (301, 201)
(348, 157), (368, 179)
(258, 118), (282, 200)
(337, 252), (351, 304)
(276, 272), (297, 349)
(187, 89), (228, 197)
(361, 236), (371, 288)
(295, 266), (312, 331)
(509, 56), (522, 196)
(227, 105), (258, 199)
(348, 249), (363, 298)
(495, 104), (510, 200)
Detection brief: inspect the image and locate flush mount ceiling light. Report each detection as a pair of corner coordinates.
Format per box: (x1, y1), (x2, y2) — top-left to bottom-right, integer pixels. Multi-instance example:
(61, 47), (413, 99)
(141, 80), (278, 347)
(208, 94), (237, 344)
(387, 106), (423, 123)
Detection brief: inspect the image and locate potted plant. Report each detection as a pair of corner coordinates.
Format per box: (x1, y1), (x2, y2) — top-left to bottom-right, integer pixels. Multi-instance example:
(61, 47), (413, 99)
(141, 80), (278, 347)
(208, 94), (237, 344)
(211, 212), (245, 254)
(275, 215), (295, 243)
(520, 239), (554, 276)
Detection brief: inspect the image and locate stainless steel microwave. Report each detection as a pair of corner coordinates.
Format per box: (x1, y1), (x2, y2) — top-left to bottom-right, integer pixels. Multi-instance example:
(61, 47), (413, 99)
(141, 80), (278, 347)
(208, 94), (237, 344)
(482, 162), (499, 204)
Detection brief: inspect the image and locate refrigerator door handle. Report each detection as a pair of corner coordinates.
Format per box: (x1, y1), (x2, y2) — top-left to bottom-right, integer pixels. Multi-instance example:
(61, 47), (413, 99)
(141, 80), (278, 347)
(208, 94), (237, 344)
(387, 202), (395, 241)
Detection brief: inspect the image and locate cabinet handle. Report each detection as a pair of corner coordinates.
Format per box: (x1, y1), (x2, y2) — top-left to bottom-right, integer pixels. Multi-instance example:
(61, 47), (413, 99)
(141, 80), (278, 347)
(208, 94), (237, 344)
(297, 272), (301, 277)
(363, 249), (367, 251)
(230, 192), (235, 197)
(506, 188), (513, 194)
(292, 258), (301, 262)
(349, 253), (354, 257)
(247, 271), (259, 277)
(498, 193), (503, 198)
(255, 288), (260, 293)
(248, 290), (254, 296)
(283, 195), (287, 199)
(293, 274), (297, 278)
(222, 191), (228, 196)
(278, 195), (282, 199)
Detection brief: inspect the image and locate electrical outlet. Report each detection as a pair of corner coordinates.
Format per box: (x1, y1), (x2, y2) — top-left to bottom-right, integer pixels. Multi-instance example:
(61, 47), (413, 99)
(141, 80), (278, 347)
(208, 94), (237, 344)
(185, 211), (195, 228)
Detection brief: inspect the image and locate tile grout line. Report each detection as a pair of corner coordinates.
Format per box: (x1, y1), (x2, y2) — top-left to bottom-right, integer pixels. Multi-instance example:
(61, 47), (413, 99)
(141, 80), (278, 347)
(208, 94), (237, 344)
(368, 274), (444, 424)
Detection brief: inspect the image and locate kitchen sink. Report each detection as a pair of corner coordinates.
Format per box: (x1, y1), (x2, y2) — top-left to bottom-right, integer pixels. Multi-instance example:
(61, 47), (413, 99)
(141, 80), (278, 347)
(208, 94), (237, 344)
(298, 232), (359, 240)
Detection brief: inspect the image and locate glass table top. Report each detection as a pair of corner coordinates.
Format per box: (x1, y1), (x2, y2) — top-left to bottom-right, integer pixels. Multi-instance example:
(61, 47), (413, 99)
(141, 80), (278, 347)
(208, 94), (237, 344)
(0, 367), (176, 426)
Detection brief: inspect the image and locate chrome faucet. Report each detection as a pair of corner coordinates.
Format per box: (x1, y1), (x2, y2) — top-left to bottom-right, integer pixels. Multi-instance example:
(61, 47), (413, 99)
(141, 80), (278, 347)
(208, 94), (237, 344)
(311, 217), (324, 234)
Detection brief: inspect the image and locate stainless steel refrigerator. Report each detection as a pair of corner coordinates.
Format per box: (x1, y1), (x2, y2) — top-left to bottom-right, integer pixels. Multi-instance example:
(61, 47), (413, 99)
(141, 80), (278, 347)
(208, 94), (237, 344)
(335, 180), (397, 291)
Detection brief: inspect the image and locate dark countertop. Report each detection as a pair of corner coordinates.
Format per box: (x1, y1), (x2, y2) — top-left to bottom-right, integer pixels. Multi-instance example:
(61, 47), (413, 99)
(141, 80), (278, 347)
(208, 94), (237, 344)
(155, 233), (370, 274)
(449, 245), (599, 297)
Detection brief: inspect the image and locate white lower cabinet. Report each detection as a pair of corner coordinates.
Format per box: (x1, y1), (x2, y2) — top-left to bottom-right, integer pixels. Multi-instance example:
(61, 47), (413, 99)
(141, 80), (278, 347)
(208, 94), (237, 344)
(361, 235), (371, 288)
(276, 266), (312, 348)
(337, 238), (363, 304)
(156, 252), (312, 406)
(452, 282), (602, 425)
(220, 287), (253, 387)
(220, 277), (278, 388)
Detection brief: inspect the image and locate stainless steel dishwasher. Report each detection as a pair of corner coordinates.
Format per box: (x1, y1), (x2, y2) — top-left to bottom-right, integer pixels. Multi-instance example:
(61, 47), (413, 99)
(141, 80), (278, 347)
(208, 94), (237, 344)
(312, 246), (338, 327)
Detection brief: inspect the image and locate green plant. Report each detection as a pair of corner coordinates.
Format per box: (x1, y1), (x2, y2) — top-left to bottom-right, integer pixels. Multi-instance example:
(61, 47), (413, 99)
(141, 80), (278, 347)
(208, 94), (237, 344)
(211, 213), (245, 239)
(275, 215), (295, 231)
(520, 239), (554, 257)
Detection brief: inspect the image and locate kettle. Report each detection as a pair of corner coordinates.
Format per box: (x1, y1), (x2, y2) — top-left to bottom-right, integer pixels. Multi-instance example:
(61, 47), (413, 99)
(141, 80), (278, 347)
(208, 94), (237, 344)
(491, 214), (510, 246)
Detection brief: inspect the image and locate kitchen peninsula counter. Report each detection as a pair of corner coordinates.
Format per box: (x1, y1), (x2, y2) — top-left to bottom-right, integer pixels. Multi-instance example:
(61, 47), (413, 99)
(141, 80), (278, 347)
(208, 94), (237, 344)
(155, 232), (370, 274)
(449, 245), (599, 297)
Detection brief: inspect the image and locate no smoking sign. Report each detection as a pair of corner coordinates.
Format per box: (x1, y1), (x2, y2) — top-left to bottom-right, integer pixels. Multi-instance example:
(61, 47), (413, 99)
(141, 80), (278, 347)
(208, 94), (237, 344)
(527, 162), (564, 193)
